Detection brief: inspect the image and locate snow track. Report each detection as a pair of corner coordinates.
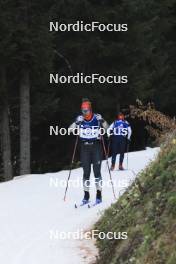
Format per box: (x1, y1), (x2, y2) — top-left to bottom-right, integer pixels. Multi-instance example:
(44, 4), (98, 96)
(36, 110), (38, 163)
(0, 148), (159, 264)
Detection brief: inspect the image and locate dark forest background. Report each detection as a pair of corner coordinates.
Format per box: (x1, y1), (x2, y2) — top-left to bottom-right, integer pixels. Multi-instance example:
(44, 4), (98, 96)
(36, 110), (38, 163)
(0, 0), (176, 179)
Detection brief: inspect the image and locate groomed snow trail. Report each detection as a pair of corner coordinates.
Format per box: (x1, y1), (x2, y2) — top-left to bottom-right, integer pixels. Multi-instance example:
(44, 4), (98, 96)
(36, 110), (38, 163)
(0, 148), (159, 264)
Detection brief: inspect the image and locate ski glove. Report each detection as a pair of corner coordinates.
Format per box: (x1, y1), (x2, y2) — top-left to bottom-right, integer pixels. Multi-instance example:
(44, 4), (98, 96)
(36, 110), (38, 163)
(76, 115), (84, 124)
(96, 114), (104, 122)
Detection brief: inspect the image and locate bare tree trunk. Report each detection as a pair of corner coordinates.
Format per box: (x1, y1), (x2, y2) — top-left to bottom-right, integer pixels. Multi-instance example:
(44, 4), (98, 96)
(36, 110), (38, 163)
(0, 68), (13, 180)
(20, 68), (31, 175)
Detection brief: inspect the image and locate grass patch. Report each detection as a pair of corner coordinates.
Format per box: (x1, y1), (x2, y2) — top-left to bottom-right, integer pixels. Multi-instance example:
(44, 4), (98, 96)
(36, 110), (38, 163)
(94, 133), (176, 264)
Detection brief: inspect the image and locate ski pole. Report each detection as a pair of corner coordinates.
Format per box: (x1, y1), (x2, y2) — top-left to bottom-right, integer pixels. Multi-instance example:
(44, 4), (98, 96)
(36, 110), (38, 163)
(100, 134), (116, 200)
(64, 135), (79, 201)
(107, 137), (111, 157)
(126, 140), (130, 170)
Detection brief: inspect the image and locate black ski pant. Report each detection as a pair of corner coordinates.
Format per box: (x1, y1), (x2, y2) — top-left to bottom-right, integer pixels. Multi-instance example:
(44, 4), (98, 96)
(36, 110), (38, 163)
(80, 140), (102, 192)
(111, 136), (127, 166)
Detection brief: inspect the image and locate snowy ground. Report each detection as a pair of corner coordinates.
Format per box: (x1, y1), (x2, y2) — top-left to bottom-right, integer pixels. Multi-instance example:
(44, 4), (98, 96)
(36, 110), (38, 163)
(0, 148), (159, 264)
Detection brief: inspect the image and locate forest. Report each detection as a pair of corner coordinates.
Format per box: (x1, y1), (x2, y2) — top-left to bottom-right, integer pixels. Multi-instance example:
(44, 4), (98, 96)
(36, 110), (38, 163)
(0, 0), (176, 180)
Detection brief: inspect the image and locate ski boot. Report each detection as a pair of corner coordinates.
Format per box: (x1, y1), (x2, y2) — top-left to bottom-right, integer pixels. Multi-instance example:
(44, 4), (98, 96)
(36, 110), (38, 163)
(95, 190), (102, 204)
(110, 164), (115, 171)
(81, 191), (90, 205)
(119, 164), (124, 170)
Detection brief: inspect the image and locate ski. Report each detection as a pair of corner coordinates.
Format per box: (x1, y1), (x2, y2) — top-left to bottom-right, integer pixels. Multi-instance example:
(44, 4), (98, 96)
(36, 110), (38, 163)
(74, 201), (90, 209)
(88, 201), (102, 208)
(111, 169), (129, 172)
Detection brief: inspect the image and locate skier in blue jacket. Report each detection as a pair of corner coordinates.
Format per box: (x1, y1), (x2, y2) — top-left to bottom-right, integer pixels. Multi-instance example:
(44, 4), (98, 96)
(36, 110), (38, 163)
(107, 112), (132, 170)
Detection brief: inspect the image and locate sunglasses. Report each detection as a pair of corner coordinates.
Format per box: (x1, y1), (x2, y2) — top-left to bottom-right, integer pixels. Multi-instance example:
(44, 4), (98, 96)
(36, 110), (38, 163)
(82, 109), (91, 115)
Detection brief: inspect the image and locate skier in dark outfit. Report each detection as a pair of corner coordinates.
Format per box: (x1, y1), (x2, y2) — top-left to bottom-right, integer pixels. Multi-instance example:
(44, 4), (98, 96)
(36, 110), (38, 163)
(107, 113), (132, 170)
(69, 99), (108, 204)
